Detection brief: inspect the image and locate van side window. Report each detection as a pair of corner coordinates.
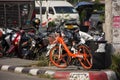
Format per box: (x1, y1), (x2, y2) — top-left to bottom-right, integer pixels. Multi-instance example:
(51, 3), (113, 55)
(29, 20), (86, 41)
(54, 6), (77, 13)
(35, 7), (46, 14)
(49, 7), (54, 14)
(42, 7), (46, 14)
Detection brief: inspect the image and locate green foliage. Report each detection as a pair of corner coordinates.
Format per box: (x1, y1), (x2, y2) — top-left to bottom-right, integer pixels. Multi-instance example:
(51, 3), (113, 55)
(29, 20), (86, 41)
(94, 0), (100, 3)
(38, 74), (55, 80)
(48, 21), (56, 27)
(38, 74), (52, 79)
(36, 54), (49, 66)
(93, 3), (105, 11)
(110, 54), (120, 79)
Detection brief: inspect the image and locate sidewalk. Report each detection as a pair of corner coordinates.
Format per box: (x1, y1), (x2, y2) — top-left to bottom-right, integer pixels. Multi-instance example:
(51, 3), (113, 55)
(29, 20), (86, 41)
(0, 58), (118, 80)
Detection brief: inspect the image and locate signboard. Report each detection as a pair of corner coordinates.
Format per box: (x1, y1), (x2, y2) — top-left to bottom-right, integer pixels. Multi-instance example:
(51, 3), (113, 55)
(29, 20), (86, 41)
(69, 72), (89, 80)
(113, 16), (120, 28)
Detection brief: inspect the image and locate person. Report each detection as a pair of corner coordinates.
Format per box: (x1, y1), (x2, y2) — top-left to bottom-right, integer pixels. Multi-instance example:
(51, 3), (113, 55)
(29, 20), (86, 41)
(21, 18), (41, 43)
(78, 7), (93, 33)
(31, 18), (40, 33)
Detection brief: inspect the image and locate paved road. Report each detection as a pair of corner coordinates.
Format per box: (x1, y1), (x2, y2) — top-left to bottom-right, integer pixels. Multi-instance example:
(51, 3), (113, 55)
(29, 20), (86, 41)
(0, 70), (50, 80)
(0, 57), (39, 66)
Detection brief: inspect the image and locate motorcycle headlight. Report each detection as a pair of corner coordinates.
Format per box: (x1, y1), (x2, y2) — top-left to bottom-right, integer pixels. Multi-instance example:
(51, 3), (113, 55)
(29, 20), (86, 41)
(31, 40), (36, 47)
(11, 33), (17, 41)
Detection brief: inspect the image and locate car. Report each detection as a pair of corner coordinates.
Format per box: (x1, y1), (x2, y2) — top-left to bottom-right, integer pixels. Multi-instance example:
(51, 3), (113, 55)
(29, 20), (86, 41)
(35, 0), (79, 27)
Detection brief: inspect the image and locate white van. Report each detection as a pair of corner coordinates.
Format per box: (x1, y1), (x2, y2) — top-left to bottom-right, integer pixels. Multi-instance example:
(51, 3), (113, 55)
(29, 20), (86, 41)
(35, 0), (79, 27)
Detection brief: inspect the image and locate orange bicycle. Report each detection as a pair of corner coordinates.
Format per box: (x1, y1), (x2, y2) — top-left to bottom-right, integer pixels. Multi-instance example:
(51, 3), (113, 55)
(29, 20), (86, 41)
(49, 21), (93, 70)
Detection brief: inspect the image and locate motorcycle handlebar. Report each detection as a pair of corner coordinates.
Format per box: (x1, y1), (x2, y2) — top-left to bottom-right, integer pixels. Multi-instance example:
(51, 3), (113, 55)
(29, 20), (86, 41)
(9, 27), (36, 33)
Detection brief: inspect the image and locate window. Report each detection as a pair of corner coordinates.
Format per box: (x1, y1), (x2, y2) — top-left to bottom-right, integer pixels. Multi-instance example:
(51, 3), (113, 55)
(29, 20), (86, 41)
(54, 6), (77, 13)
(49, 7), (54, 14)
(35, 7), (46, 14)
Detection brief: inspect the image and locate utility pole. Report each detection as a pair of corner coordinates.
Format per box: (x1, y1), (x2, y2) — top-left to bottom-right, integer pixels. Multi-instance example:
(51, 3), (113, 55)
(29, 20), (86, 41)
(39, 0), (42, 29)
(105, 0), (112, 43)
(46, 0), (48, 28)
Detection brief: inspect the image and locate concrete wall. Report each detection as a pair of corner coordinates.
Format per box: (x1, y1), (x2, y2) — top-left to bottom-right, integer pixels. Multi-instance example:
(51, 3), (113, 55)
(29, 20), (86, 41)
(112, 0), (120, 53)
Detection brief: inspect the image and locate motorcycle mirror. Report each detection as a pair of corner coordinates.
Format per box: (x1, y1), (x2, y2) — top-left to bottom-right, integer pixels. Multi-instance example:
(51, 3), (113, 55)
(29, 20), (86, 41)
(101, 32), (105, 36)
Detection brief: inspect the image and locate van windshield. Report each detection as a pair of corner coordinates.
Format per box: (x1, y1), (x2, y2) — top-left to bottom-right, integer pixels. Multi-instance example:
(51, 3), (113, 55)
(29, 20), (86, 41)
(54, 6), (77, 13)
(35, 7), (46, 14)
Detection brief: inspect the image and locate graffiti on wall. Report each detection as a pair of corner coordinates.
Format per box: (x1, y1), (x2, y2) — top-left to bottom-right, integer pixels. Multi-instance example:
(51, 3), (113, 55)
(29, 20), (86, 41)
(112, 0), (120, 16)
(112, 0), (120, 43)
(113, 16), (120, 28)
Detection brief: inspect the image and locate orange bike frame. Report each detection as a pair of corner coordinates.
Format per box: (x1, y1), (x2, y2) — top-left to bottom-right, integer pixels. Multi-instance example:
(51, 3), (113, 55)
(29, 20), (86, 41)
(56, 35), (83, 58)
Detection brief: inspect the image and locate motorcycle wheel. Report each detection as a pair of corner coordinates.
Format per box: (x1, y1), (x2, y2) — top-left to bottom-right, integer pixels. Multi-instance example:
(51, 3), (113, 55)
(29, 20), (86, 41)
(0, 46), (4, 57)
(1, 40), (10, 57)
(18, 34), (33, 59)
(0, 42), (10, 57)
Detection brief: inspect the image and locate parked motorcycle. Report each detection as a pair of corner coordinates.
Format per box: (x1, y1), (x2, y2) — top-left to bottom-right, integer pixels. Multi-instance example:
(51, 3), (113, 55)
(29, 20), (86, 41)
(0, 29), (4, 57)
(0, 28), (15, 57)
(19, 31), (49, 60)
(0, 44), (3, 57)
(0, 27), (26, 57)
(18, 18), (49, 60)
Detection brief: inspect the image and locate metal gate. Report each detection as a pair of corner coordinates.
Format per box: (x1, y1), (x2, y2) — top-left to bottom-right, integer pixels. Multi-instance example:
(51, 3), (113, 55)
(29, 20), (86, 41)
(0, 0), (34, 28)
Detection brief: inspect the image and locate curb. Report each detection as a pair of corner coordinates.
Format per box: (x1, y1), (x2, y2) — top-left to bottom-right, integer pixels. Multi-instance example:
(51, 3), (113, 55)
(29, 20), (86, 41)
(0, 65), (118, 80)
(0, 65), (47, 76)
(52, 70), (117, 80)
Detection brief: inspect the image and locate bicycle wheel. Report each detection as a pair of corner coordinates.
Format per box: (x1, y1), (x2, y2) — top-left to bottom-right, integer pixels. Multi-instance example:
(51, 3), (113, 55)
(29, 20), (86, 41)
(77, 44), (93, 69)
(49, 45), (70, 68)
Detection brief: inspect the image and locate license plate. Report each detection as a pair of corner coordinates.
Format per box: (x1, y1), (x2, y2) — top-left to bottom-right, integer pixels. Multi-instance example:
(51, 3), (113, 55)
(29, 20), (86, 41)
(65, 25), (73, 29)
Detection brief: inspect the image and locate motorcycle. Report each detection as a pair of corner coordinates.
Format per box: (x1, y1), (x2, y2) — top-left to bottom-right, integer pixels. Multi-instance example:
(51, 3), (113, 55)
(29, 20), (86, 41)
(0, 27), (26, 57)
(17, 18), (49, 60)
(18, 29), (49, 60)
(0, 28), (14, 57)
(0, 43), (3, 57)
(0, 29), (4, 57)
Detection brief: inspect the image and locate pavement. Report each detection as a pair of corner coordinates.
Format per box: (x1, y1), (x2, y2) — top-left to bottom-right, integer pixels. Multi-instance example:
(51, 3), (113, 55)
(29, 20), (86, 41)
(0, 57), (118, 80)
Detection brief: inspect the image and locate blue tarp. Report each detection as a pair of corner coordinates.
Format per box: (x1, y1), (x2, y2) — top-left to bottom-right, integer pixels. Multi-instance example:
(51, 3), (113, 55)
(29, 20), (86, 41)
(75, 1), (94, 9)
